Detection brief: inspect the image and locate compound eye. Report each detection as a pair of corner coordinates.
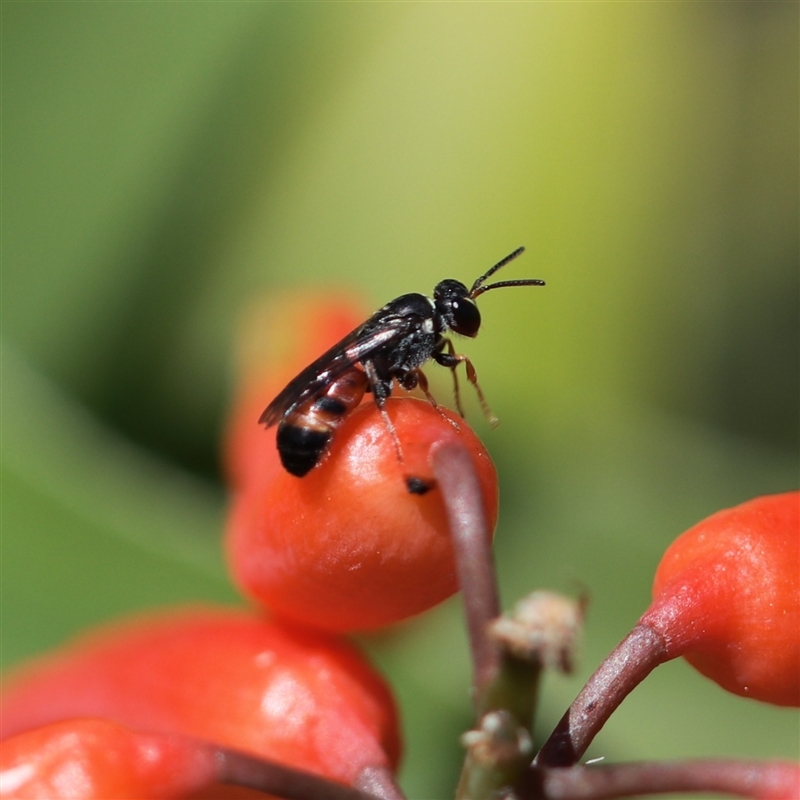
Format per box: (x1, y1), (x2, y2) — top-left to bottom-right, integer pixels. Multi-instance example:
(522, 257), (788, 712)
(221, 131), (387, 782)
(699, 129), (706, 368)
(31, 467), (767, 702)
(451, 298), (481, 337)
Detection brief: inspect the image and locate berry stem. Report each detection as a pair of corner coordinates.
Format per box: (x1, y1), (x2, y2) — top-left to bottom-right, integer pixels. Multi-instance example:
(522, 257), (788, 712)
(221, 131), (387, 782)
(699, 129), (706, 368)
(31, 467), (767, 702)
(433, 442), (502, 704)
(434, 443), (543, 800)
(354, 764), (408, 800)
(517, 759), (800, 799)
(535, 623), (666, 767)
(215, 745), (393, 799)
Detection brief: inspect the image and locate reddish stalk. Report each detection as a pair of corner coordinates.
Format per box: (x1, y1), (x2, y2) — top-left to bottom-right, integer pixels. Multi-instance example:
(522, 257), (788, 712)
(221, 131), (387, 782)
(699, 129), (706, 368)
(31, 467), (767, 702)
(434, 442), (543, 800)
(214, 745), (395, 800)
(518, 759), (800, 800)
(354, 764), (408, 800)
(432, 441), (502, 703)
(535, 623), (665, 767)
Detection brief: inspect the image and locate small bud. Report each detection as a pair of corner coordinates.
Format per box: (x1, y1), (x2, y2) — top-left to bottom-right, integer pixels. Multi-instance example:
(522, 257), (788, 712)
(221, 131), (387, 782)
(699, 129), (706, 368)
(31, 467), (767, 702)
(488, 590), (585, 673)
(461, 710), (533, 769)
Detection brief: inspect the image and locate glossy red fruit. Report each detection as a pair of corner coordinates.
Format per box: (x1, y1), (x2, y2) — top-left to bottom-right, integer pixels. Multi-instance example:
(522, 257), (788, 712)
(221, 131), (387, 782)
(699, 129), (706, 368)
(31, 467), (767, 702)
(1, 608), (401, 786)
(0, 718), (217, 799)
(223, 292), (499, 632)
(646, 492), (799, 706)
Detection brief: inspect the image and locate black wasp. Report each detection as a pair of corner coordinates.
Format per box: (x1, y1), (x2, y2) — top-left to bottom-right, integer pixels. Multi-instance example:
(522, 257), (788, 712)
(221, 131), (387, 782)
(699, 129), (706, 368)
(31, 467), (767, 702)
(260, 247), (545, 478)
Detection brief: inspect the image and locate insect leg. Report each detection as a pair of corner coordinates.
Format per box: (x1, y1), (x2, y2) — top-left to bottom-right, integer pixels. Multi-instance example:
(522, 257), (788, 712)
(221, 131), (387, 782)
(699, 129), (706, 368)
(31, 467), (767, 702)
(434, 343), (498, 427)
(433, 338), (466, 418)
(410, 368), (460, 431)
(363, 360), (404, 463)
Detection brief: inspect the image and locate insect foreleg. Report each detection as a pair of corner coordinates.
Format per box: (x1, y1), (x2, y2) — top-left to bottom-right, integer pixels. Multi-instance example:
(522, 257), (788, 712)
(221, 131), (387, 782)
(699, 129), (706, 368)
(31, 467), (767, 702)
(433, 339), (465, 417)
(433, 338), (468, 418)
(433, 343), (498, 427)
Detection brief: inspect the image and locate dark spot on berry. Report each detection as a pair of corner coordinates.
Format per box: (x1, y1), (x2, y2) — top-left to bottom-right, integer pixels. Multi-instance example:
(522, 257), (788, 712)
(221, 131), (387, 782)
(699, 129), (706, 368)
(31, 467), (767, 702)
(406, 476), (435, 495)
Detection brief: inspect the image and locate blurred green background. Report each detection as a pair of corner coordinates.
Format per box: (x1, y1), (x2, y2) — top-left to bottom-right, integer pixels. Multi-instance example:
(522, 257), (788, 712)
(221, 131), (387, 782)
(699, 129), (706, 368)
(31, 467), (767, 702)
(2, 4), (797, 798)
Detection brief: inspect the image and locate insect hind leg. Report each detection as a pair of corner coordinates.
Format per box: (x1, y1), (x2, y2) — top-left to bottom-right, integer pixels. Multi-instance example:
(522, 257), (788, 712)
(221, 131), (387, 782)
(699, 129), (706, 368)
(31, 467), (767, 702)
(434, 341), (498, 427)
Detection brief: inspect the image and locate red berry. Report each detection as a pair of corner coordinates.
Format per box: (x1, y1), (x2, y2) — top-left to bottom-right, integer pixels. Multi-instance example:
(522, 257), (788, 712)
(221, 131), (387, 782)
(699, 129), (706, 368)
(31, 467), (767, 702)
(646, 492), (799, 706)
(223, 292), (499, 631)
(1, 608), (401, 786)
(0, 718), (217, 799)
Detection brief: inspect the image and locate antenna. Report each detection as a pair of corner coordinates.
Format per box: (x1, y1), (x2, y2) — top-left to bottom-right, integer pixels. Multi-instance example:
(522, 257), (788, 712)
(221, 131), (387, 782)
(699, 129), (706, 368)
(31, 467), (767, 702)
(470, 247), (545, 299)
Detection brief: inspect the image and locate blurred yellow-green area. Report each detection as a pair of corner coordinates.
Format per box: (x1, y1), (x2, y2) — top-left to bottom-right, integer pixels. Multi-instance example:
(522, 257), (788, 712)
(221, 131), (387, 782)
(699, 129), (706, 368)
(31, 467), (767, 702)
(2, 4), (797, 798)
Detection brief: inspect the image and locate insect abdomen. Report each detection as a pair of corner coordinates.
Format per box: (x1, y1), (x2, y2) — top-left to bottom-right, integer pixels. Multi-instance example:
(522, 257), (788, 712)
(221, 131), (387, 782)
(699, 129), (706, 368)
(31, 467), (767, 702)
(276, 368), (369, 476)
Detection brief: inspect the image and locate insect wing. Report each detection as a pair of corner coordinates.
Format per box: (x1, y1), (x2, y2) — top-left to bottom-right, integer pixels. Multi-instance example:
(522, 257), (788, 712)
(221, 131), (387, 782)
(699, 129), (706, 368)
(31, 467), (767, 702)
(259, 326), (366, 427)
(259, 317), (411, 428)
